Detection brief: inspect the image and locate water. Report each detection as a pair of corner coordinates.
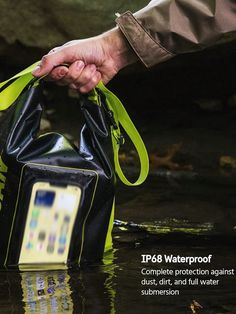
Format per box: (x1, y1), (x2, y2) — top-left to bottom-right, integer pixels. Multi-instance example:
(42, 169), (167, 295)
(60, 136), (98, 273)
(0, 244), (235, 314)
(0, 172), (236, 313)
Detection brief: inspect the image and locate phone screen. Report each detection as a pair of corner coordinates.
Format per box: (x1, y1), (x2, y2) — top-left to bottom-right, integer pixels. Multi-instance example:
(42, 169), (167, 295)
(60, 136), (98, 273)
(19, 182), (81, 265)
(35, 191), (55, 207)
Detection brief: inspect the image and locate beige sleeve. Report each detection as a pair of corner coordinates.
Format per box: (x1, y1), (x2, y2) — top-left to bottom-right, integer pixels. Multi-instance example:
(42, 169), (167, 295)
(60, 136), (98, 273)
(115, 0), (236, 67)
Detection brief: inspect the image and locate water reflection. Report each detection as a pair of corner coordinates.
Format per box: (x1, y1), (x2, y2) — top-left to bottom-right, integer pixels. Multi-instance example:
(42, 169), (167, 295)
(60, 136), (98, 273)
(0, 251), (117, 314)
(21, 271), (73, 313)
(0, 242), (236, 314)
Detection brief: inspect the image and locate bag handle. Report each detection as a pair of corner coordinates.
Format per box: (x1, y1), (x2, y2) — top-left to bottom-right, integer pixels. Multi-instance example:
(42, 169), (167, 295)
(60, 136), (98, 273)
(0, 62), (40, 111)
(0, 63), (149, 186)
(97, 82), (149, 186)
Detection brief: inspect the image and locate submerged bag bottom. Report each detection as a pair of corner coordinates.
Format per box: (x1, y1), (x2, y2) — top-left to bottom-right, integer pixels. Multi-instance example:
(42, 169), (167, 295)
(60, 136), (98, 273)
(2, 163), (114, 269)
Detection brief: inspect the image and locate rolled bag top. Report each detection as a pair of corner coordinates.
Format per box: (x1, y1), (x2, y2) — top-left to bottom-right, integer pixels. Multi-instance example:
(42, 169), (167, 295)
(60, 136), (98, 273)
(0, 61), (149, 186)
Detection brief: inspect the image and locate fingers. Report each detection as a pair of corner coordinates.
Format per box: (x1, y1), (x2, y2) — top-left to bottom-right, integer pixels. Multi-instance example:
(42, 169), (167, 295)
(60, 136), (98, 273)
(68, 63), (96, 87)
(32, 50), (67, 77)
(53, 62), (101, 93)
(45, 65), (69, 82)
(78, 71), (102, 93)
(68, 64), (101, 93)
(48, 47), (60, 54)
(35, 54), (101, 93)
(48, 61), (84, 83)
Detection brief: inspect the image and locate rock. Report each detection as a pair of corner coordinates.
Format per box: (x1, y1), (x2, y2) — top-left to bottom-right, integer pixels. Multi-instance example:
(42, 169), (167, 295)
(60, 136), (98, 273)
(0, 0), (147, 67)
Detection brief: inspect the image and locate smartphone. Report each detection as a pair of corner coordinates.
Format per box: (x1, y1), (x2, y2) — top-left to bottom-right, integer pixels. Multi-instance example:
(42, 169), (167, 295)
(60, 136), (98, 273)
(19, 182), (81, 265)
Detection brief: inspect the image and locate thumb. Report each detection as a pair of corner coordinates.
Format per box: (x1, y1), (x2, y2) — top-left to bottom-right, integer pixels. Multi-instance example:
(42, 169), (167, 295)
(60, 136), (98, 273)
(32, 51), (67, 77)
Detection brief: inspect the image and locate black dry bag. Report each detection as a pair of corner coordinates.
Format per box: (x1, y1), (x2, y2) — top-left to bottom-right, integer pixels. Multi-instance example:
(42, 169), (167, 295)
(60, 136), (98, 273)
(0, 63), (149, 269)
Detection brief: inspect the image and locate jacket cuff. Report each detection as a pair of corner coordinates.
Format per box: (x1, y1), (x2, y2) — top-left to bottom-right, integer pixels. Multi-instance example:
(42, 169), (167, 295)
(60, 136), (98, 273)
(115, 11), (174, 68)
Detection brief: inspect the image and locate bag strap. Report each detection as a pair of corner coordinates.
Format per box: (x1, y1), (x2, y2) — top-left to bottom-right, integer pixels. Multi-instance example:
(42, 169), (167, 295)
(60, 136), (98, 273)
(0, 62), (40, 111)
(0, 63), (149, 186)
(97, 82), (149, 186)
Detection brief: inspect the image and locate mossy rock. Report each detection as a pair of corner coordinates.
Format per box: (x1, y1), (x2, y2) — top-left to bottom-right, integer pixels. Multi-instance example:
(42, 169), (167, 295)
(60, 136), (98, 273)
(0, 0), (148, 67)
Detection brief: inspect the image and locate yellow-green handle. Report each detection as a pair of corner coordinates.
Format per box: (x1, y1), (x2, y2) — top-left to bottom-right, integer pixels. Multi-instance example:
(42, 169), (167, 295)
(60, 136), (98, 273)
(0, 63), (149, 186)
(97, 82), (149, 186)
(0, 61), (40, 110)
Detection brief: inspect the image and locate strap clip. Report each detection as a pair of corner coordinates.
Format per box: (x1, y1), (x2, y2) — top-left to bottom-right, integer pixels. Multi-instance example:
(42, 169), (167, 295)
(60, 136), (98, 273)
(118, 134), (125, 146)
(117, 134), (125, 146)
(107, 110), (118, 130)
(113, 130), (125, 146)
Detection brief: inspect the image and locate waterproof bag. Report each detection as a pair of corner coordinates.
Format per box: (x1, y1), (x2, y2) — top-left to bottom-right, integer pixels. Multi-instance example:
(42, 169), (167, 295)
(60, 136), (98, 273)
(0, 63), (149, 269)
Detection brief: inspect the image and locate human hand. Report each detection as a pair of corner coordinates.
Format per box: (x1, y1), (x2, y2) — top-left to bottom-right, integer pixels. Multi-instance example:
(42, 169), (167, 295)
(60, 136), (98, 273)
(32, 28), (137, 93)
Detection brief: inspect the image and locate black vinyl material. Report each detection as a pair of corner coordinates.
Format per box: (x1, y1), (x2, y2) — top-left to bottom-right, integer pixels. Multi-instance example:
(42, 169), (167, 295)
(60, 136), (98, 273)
(0, 84), (115, 268)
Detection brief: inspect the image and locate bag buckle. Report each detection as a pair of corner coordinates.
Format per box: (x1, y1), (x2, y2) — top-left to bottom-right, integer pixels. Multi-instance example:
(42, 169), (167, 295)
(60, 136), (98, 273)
(118, 134), (125, 145)
(113, 131), (125, 146)
(107, 110), (118, 130)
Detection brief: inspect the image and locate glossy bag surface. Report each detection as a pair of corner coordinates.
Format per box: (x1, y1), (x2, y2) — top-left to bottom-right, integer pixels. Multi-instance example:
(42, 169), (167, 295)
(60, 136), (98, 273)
(0, 84), (117, 268)
(0, 64), (149, 269)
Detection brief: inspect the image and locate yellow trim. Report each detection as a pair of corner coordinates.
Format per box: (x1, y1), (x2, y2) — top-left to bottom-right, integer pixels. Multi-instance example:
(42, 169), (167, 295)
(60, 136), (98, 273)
(104, 198), (115, 253)
(88, 87), (101, 105)
(4, 162), (99, 268)
(19, 263), (68, 271)
(103, 250), (116, 314)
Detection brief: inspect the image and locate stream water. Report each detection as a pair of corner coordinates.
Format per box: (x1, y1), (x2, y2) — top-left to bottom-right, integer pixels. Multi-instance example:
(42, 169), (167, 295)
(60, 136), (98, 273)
(0, 244), (235, 314)
(0, 173), (235, 314)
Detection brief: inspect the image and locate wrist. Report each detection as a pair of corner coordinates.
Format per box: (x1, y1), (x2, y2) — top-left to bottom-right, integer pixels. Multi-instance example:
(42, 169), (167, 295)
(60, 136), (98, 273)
(100, 28), (138, 72)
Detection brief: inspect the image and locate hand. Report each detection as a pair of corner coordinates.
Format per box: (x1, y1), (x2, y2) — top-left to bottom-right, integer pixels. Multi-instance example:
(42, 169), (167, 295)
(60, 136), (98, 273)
(32, 28), (137, 93)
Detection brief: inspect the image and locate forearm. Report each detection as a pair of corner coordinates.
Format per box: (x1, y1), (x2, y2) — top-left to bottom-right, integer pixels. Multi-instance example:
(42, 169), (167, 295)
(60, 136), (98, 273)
(116, 0), (236, 67)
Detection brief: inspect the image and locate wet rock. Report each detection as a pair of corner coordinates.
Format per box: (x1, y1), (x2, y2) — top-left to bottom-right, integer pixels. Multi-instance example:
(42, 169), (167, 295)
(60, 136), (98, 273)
(0, 0), (146, 67)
